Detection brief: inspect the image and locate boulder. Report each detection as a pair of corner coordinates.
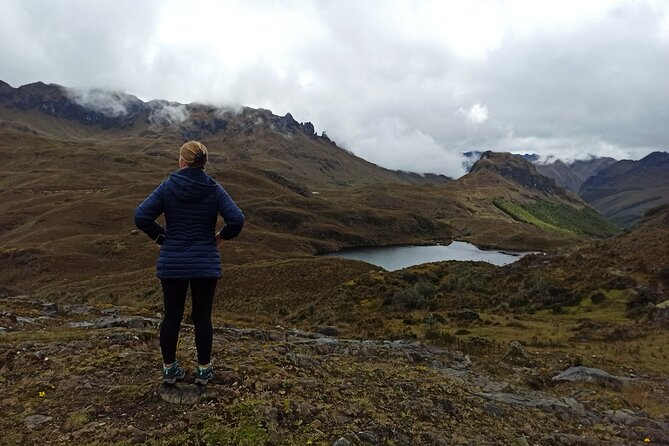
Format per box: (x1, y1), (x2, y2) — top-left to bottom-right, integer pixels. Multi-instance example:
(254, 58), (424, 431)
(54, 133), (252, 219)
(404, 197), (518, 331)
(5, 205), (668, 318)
(552, 366), (623, 389)
(24, 414), (52, 430)
(502, 341), (537, 367)
(317, 326), (340, 336)
(41, 302), (58, 316)
(156, 383), (204, 405)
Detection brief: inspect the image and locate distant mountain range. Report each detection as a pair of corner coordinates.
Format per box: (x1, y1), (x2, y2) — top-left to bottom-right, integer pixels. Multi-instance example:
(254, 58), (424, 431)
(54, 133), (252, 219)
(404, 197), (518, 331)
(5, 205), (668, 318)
(579, 152), (669, 227)
(463, 150), (668, 228)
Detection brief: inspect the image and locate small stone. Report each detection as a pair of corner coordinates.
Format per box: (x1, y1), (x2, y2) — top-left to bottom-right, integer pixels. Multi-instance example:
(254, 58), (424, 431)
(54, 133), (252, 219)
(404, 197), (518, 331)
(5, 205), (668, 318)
(332, 438), (351, 446)
(1, 397), (19, 407)
(42, 302), (58, 316)
(423, 312), (446, 324)
(126, 425), (148, 443)
(502, 341), (537, 367)
(357, 431), (379, 443)
(127, 318), (147, 329)
(317, 326), (340, 336)
(266, 330), (285, 341)
(297, 401), (316, 419)
(257, 405), (279, 425)
(483, 402), (504, 417)
(130, 229), (139, 235)
(24, 414), (52, 430)
(217, 370), (241, 385)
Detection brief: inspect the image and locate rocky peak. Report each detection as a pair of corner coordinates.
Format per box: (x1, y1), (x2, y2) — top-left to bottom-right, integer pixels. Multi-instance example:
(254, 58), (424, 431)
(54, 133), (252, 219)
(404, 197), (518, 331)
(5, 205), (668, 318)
(271, 112), (316, 137)
(470, 151), (568, 196)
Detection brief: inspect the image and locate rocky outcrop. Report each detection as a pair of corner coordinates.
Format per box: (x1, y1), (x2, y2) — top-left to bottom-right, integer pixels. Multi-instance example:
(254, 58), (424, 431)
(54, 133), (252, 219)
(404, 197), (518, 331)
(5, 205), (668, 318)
(470, 151), (572, 198)
(271, 112), (316, 137)
(0, 81), (144, 129)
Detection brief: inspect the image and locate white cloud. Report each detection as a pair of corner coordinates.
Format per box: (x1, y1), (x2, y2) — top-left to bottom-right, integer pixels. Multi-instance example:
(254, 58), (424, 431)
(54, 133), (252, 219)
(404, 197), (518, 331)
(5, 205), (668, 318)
(460, 103), (489, 126)
(1, 0), (668, 177)
(344, 117), (467, 178)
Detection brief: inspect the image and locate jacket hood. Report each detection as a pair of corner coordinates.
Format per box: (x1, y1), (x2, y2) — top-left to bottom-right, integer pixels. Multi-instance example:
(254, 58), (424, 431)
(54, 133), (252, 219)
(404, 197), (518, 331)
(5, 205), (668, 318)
(166, 168), (217, 202)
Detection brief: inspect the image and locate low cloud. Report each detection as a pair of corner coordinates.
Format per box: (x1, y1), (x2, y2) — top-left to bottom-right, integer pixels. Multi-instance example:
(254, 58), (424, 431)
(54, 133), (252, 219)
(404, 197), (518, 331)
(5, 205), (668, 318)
(343, 117), (467, 178)
(66, 88), (139, 117)
(148, 102), (189, 126)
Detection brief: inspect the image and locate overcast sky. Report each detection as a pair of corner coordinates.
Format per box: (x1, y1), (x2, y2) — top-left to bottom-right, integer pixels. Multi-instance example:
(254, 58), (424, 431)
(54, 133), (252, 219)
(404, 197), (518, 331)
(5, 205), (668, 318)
(1, 0), (668, 177)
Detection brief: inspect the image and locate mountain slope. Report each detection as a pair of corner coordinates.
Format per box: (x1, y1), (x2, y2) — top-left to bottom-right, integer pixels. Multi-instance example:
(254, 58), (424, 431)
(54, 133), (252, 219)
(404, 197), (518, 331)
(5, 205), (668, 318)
(579, 151), (669, 227)
(535, 157), (617, 192)
(0, 81), (617, 299)
(450, 151), (619, 242)
(0, 80), (450, 189)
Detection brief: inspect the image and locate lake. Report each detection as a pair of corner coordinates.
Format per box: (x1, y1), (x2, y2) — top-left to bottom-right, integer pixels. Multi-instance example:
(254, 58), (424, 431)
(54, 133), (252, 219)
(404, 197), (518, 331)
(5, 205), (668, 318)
(322, 241), (534, 271)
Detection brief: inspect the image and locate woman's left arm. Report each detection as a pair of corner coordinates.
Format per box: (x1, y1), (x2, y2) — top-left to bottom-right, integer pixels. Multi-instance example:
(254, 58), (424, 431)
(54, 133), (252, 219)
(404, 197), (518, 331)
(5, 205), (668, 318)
(134, 182), (167, 245)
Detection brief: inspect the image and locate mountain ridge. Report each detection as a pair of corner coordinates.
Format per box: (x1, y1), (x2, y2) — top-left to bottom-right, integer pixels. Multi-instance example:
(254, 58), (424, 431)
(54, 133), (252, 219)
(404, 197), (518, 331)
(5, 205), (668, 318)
(579, 151), (669, 227)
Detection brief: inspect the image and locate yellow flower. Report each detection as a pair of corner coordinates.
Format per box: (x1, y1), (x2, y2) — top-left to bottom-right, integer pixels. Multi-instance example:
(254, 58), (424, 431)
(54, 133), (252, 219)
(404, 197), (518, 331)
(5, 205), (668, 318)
(644, 438), (651, 443)
(307, 441), (313, 445)
(38, 391), (46, 398)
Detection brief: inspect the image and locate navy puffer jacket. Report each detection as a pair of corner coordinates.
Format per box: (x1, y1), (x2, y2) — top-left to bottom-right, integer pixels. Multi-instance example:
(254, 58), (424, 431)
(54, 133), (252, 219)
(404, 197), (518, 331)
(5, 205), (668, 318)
(134, 167), (244, 279)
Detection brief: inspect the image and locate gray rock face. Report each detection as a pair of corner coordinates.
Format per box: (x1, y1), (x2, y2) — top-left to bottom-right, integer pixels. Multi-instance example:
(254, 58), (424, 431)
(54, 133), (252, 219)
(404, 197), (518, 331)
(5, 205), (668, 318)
(156, 383), (204, 405)
(552, 366), (623, 388)
(24, 414), (52, 430)
(69, 316), (159, 329)
(475, 391), (585, 416)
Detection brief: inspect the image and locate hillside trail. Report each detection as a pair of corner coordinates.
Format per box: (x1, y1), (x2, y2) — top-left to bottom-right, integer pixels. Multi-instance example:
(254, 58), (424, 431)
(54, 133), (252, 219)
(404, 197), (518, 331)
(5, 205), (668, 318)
(1, 294), (667, 445)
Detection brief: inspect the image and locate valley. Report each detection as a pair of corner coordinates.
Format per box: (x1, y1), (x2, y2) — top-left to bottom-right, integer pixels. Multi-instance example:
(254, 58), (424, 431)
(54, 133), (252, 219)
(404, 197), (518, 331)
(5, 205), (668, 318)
(0, 81), (667, 445)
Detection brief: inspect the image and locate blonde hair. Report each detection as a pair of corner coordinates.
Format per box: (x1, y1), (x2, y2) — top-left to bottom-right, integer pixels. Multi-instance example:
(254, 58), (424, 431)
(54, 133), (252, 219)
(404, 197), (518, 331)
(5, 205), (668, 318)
(179, 141), (208, 168)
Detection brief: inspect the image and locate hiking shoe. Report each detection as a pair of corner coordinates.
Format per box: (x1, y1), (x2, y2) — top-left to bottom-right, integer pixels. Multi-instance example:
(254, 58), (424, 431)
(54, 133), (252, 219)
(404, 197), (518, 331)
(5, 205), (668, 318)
(194, 366), (215, 385)
(162, 362), (186, 385)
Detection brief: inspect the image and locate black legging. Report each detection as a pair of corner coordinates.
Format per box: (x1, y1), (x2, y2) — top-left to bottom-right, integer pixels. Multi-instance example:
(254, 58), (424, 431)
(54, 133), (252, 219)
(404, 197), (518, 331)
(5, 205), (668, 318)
(160, 278), (218, 365)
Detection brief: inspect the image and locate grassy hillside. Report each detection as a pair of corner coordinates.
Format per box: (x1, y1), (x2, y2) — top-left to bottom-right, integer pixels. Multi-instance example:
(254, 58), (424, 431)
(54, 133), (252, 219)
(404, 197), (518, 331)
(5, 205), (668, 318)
(493, 199), (620, 238)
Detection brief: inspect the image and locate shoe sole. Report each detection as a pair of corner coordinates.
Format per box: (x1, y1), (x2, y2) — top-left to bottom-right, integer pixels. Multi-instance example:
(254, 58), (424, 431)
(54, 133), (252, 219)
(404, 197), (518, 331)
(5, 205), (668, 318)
(163, 375), (186, 385)
(194, 378), (210, 385)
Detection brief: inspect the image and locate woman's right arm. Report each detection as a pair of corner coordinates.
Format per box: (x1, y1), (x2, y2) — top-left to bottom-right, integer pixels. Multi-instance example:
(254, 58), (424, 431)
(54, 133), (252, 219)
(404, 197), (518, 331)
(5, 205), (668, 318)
(134, 182), (167, 245)
(216, 184), (245, 240)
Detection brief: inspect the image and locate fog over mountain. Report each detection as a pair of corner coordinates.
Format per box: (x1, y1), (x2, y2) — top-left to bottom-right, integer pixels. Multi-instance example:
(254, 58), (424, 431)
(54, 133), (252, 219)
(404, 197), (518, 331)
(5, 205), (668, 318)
(1, 0), (668, 177)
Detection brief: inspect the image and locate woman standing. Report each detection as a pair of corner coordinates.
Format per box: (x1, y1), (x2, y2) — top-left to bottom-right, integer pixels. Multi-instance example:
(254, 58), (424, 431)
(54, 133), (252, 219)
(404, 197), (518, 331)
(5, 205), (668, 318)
(134, 141), (244, 385)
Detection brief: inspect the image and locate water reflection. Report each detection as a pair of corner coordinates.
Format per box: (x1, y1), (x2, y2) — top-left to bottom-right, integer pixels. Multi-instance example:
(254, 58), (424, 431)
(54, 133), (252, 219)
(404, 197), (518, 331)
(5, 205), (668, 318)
(323, 241), (534, 270)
